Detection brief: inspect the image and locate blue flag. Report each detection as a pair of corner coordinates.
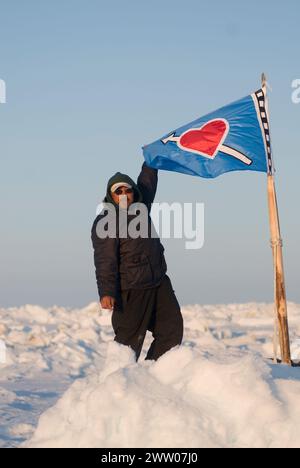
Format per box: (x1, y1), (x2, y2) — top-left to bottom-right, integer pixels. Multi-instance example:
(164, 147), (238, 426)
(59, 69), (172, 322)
(143, 89), (273, 179)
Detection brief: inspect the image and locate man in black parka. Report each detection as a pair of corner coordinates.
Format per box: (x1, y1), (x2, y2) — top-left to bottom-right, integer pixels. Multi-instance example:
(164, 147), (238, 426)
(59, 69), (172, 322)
(91, 162), (183, 361)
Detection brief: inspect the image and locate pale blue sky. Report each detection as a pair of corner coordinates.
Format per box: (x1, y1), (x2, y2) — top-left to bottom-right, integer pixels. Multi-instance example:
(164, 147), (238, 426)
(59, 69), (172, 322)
(0, 0), (299, 307)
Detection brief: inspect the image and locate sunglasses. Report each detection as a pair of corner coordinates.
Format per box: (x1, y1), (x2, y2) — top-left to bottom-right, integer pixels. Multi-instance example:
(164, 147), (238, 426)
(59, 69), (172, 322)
(114, 187), (133, 196)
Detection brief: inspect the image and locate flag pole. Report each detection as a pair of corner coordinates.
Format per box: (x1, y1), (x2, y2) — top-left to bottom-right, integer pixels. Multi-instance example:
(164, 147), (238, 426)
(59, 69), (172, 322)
(262, 74), (292, 365)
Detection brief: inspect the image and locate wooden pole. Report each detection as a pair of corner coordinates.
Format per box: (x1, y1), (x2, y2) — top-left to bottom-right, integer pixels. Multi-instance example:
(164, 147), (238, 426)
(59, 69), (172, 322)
(261, 74), (291, 365)
(267, 175), (291, 364)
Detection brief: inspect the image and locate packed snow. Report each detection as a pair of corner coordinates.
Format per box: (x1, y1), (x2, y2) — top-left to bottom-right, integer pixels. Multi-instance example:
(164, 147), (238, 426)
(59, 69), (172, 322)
(1, 302), (300, 448)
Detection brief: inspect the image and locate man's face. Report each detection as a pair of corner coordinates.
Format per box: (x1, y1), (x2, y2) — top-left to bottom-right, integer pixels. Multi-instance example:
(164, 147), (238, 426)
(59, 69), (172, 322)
(111, 186), (134, 208)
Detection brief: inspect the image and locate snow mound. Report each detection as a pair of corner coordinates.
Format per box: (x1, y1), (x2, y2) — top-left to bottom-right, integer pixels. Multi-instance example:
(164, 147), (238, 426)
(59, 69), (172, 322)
(25, 341), (300, 449)
(1, 301), (300, 448)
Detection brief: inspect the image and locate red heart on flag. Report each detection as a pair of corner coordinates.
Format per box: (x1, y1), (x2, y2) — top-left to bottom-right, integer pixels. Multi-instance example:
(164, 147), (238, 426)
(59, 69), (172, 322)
(178, 119), (229, 159)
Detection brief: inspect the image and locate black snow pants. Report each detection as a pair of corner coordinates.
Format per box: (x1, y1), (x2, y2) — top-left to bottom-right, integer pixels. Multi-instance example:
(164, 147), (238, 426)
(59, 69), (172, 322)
(112, 275), (183, 361)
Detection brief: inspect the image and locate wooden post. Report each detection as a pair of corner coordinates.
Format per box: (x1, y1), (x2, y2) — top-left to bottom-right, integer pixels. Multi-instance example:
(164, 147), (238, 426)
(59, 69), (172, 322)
(261, 73), (291, 365)
(267, 174), (291, 364)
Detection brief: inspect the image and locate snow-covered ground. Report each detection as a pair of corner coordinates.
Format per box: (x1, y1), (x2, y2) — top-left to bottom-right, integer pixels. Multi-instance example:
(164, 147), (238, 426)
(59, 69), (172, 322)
(1, 302), (300, 448)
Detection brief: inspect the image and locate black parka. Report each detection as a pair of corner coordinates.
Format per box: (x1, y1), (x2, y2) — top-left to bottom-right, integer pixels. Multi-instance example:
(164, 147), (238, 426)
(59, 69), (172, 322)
(91, 163), (167, 300)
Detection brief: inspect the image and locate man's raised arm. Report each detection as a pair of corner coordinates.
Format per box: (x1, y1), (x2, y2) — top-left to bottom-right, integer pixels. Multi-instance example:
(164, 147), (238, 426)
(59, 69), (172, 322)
(137, 162), (158, 208)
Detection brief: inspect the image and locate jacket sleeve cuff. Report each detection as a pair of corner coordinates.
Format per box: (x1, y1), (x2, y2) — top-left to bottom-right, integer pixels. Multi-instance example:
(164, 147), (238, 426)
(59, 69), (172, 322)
(99, 290), (117, 300)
